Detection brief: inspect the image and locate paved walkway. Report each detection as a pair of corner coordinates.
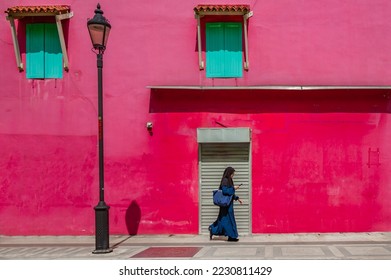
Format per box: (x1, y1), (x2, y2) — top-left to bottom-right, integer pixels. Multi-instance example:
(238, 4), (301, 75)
(1, 232), (391, 260)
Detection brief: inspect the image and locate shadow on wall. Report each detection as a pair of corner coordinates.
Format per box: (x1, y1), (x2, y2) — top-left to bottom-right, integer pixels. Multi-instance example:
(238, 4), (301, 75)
(149, 88), (391, 113)
(125, 200), (141, 235)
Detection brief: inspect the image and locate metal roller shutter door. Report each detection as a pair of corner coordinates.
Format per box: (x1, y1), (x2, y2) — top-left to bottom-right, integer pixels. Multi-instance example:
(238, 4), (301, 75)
(199, 143), (250, 235)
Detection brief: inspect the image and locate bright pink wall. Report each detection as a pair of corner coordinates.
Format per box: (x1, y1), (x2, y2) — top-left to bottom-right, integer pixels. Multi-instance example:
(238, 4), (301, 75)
(1, 0), (391, 235)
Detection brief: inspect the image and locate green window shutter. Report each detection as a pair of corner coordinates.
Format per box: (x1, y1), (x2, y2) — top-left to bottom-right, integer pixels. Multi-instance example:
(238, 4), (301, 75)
(206, 22), (243, 78)
(26, 23), (63, 79)
(224, 23), (243, 78)
(26, 24), (45, 78)
(206, 23), (225, 78)
(44, 24), (63, 79)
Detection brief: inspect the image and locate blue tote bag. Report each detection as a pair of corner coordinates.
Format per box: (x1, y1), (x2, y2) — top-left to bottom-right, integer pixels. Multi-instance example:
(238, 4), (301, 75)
(212, 189), (233, 207)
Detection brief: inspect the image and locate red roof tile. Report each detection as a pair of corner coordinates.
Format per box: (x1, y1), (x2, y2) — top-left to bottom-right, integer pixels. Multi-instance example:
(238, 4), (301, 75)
(5, 5), (71, 15)
(194, 4), (250, 14)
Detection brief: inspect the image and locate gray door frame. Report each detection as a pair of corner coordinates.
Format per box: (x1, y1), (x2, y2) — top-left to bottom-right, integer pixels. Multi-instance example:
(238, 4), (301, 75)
(197, 128), (252, 235)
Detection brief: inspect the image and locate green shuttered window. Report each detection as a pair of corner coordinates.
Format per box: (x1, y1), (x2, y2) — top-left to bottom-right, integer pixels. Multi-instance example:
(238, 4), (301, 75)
(26, 23), (63, 79)
(206, 22), (243, 78)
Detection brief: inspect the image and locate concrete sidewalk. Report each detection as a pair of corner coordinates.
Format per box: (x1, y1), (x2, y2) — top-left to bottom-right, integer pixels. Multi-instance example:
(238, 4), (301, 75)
(1, 232), (391, 260)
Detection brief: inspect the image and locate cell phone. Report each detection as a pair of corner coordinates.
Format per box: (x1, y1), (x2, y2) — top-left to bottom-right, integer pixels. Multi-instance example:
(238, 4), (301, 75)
(239, 183), (243, 186)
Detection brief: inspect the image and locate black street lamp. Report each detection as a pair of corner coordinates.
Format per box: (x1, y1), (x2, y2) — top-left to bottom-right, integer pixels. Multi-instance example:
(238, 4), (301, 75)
(87, 3), (112, 254)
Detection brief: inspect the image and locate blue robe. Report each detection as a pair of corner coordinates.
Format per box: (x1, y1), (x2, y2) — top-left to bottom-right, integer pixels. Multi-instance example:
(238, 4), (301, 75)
(209, 180), (239, 239)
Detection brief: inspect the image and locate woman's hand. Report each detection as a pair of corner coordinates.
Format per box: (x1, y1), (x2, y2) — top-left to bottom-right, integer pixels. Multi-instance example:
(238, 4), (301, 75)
(237, 199), (243, 204)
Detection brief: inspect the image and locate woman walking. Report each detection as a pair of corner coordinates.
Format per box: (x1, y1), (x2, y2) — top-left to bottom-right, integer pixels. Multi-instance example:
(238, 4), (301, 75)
(209, 166), (242, 242)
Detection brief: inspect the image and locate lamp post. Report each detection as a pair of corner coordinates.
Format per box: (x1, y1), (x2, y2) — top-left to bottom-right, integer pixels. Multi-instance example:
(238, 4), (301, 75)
(87, 3), (112, 254)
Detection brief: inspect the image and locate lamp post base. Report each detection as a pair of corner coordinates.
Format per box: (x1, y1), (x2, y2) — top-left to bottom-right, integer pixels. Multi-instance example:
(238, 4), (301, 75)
(92, 248), (113, 254)
(93, 201), (112, 254)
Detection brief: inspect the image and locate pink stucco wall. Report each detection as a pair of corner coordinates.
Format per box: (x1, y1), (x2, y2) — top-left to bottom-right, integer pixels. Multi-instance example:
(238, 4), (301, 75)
(1, 0), (391, 235)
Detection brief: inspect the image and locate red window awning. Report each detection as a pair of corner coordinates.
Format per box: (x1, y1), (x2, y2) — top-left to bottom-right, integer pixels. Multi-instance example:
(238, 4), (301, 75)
(5, 5), (73, 71)
(193, 4), (253, 70)
(194, 4), (251, 15)
(5, 5), (71, 17)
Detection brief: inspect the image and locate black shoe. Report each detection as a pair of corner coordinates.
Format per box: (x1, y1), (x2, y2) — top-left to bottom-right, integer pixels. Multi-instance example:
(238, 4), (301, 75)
(208, 226), (213, 240)
(227, 237), (239, 242)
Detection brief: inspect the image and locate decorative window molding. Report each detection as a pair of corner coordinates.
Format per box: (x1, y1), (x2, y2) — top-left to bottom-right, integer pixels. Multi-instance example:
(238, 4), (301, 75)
(5, 5), (73, 72)
(194, 5), (253, 71)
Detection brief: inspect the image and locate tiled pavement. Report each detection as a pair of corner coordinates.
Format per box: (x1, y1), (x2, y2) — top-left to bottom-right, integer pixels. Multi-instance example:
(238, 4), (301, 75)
(1, 233), (391, 260)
